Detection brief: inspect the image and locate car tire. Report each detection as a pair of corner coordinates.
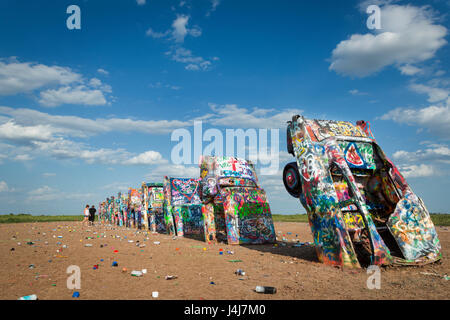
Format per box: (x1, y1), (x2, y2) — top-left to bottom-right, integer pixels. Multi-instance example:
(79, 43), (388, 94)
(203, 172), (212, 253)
(283, 162), (302, 198)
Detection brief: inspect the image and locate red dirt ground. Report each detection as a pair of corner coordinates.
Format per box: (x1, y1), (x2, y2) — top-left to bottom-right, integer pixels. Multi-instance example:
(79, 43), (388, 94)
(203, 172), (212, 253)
(0, 221), (448, 300)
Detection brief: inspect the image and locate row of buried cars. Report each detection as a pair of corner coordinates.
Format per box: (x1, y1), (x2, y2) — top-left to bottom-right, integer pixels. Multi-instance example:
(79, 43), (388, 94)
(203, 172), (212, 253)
(100, 115), (442, 268)
(99, 155), (278, 245)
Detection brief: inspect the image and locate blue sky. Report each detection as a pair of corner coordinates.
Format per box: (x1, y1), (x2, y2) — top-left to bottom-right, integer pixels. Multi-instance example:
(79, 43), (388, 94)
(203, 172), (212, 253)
(0, 0), (449, 215)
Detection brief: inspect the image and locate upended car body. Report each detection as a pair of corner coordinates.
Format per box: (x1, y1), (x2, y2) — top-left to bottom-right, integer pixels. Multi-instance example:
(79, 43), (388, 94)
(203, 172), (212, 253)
(142, 182), (165, 233)
(163, 176), (204, 237)
(200, 156), (276, 245)
(283, 115), (441, 267)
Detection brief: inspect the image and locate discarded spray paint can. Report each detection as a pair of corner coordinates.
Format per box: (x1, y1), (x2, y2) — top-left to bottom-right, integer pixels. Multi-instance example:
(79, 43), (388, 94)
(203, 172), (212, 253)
(18, 294), (37, 300)
(255, 286), (276, 294)
(131, 271), (143, 277)
(235, 269), (245, 276)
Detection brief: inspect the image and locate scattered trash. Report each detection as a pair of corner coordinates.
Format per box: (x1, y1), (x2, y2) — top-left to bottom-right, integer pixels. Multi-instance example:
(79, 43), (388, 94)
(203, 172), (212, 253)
(131, 271), (143, 277)
(112, 261), (118, 267)
(228, 259), (242, 263)
(29, 264), (35, 269)
(227, 251), (234, 255)
(210, 281), (215, 285)
(153, 242), (160, 245)
(93, 264), (99, 270)
(122, 267), (128, 273)
(165, 275), (178, 280)
(255, 286), (277, 294)
(142, 269), (147, 274)
(72, 291), (80, 298)
(84, 244), (93, 247)
(10, 248), (15, 251)
(235, 269), (245, 276)
(152, 291), (159, 298)
(18, 294), (37, 300)
(420, 271), (449, 280)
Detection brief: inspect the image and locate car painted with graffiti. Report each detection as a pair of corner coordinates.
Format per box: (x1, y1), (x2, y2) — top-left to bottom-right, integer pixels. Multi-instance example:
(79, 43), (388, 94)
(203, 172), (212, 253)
(142, 182), (165, 233)
(163, 176), (204, 238)
(283, 115), (441, 268)
(200, 156), (276, 245)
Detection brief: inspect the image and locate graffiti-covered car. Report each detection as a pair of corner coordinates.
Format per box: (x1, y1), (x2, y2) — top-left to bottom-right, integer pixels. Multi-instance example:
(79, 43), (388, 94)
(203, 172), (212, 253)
(200, 156), (276, 245)
(163, 177), (204, 238)
(283, 115), (441, 268)
(142, 182), (165, 233)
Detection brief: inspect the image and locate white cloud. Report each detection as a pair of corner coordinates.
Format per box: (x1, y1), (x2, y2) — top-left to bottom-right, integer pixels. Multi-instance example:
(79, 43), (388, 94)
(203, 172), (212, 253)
(145, 163), (199, 180)
(399, 64), (422, 76)
(146, 28), (170, 39)
(398, 164), (435, 178)
(0, 59), (81, 95)
(0, 181), (10, 192)
(136, 0), (146, 5)
(206, 0), (221, 16)
(0, 120), (54, 143)
(14, 154), (33, 161)
(393, 143), (450, 164)
(124, 150), (168, 165)
(97, 68), (109, 75)
(39, 85), (108, 107)
(204, 103), (303, 129)
(27, 185), (95, 202)
(168, 47), (213, 71)
(409, 83), (449, 103)
(0, 106), (191, 137)
(380, 104), (450, 138)
(172, 15), (189, 43)
(329, 4), (447, 77)
(0, 58), (113, 106)
(349, 89), (368, 95)
(146, 15), (215, 71)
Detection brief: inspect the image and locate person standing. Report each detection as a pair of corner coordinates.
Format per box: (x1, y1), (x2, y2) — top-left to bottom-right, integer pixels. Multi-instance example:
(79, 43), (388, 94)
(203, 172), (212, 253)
(89, 205), (97, 226)
(83, 205), (90, 227)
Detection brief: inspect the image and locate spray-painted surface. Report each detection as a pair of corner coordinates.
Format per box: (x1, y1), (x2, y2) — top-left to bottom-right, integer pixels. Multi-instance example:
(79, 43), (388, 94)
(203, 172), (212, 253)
(284, 115), (441, 268)
(163, 177), (203, 237)
(142, 182), (165, 232)
(199, 156), (276, 245)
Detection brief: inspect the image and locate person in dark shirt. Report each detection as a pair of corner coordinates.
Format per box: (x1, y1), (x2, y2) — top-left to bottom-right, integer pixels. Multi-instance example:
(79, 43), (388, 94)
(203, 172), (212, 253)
(89, 205), (97, 226)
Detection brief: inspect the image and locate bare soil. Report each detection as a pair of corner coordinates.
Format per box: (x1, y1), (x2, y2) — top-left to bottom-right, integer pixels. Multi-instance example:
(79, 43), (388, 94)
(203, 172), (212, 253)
(0, 221), (448, 300)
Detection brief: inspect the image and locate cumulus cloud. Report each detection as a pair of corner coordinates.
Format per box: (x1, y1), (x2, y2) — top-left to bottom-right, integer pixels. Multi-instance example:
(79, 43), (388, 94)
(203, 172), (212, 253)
(0, 58), (113, 106)
(123, 151), (168, 165)
(0, 106), (191, 137)
(136, 0), (146, 5)
(168, 47), (213, 71)
(398, 164), (435, 178)
(409, 83), (449, 103)
(97, 68), (109, 75)
(399, 64), (422, 76)
(0, 120), (54, 143)
(146, 15), (214, 71)
(393, 143), (450, 164)
(329, 4), (447, 77)
(145, 163), (200, 180)
(0, 59), (81, 95)
(206, 0), (221, 17)
(39, 85), (108, 107)
(204, 103), (304, 129)
(379, 103), (450, 138)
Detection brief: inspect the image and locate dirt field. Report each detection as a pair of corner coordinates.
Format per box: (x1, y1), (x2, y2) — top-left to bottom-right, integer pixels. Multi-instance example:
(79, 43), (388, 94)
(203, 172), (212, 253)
(0, 221), (448, 300)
